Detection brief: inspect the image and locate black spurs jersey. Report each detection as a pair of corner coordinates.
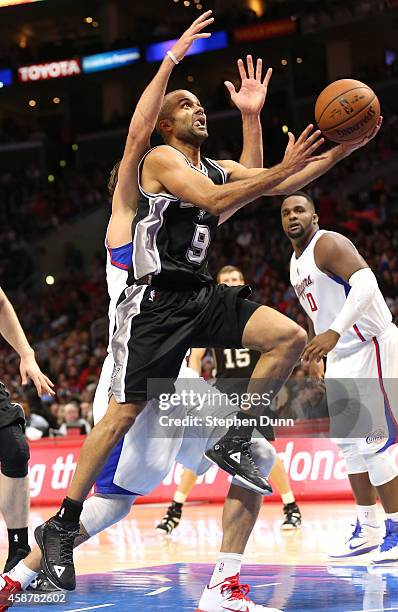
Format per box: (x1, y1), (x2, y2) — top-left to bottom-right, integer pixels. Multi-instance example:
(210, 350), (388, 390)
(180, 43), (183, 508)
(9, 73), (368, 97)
(128, 146), (227, 289)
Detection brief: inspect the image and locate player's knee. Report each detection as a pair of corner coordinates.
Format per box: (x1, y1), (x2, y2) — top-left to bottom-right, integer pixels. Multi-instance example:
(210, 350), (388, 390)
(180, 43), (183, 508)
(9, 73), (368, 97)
(274, 324), (307, 361)
(364, 451), (398, 487)
(0, 424), (30, 478)
(80, 493), (136, 537)
(290, 325), (307, 354)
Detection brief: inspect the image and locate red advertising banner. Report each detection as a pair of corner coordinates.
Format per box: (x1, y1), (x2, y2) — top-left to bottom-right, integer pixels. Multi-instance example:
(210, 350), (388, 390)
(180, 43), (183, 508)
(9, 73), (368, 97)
(29, 436), (398, 506)
(18, 58), (81, 82)
(233, 19), (296, 44)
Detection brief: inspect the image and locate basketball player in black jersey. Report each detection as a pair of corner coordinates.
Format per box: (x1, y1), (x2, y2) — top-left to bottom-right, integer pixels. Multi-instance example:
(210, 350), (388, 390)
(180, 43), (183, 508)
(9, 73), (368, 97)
(157, 265), (302, 535)
(0, 287), (54, 573)
(33, 35), (383, 595)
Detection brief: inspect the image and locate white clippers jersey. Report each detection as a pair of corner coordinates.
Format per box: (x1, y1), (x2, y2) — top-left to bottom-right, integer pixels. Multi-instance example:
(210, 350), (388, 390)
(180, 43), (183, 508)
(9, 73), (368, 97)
(289, 230), (392, 353)
(105, 237), (192, 373)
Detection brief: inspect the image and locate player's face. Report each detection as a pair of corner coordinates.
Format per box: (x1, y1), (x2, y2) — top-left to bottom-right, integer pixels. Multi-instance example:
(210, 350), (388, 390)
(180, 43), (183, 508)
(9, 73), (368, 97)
(281, 195), (316, 241)
(218, 271), (244, 286)
(169, 91), (208, 145)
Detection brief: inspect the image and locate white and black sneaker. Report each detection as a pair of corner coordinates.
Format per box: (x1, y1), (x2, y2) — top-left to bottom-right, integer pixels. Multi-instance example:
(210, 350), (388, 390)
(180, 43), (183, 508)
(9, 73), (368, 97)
(156, 502), (182, 535)
(281, 502), (302, 530)
(205, 437), (272, 495)
(27, 570), (61, 593)
(34, 518), (79, 591)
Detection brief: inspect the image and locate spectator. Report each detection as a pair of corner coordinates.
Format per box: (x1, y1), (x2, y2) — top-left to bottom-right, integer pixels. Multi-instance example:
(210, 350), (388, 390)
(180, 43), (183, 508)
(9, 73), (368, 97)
(58, 402), (91, 436)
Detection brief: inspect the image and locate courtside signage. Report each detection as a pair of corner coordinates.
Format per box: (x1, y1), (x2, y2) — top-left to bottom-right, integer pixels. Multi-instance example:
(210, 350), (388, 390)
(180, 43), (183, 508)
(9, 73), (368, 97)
(146, 30), (228, 62)
(82, 47), (140, 74)
(18, 58), (81, 82)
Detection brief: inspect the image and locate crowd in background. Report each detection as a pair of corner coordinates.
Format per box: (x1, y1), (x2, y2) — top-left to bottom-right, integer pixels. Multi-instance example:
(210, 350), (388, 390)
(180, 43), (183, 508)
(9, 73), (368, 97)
(0, 109), (397, 437)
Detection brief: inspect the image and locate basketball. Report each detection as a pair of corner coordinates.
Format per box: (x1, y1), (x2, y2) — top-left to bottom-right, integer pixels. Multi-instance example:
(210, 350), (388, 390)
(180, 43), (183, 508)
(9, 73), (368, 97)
(315, 79), (380, 144)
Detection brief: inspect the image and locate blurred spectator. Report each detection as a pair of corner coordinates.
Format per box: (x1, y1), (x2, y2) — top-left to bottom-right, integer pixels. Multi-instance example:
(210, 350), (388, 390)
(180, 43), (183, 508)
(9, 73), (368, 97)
(58, 402), (92, 436)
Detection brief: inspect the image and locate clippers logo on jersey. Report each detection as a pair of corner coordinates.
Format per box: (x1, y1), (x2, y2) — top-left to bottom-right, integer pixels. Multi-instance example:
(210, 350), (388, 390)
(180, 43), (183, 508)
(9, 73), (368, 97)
(293, 274), (314, 299)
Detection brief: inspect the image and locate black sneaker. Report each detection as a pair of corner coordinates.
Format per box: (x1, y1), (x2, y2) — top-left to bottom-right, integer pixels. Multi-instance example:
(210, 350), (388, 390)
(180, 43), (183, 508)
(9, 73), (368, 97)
(3, 546), (31, 572)
(205, 437), (272, 495)
(281, 502), (302, 530)
(34, 518), (79, 591)
(156, 502), (183, 535)
(27, 570), (61, 593)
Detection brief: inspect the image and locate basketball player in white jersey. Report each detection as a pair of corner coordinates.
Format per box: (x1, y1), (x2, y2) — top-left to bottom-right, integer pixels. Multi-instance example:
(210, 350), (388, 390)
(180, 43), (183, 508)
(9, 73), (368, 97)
(281, 191), (398, 563)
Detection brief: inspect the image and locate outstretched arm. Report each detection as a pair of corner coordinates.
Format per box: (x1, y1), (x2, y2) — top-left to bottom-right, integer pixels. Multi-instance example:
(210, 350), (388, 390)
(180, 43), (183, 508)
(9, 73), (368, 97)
(112, 11), (214, 215)
(0, 288), (54, 395)
(219, 56), (272, 224)
(141, 127), (324, 217)
(225, 55), (272, 168)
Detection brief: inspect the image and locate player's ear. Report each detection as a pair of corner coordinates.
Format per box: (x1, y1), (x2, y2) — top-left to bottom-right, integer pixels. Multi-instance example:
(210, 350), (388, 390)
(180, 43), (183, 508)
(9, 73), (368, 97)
(312, 213), (319, 225)
(159, 119), (172, 135)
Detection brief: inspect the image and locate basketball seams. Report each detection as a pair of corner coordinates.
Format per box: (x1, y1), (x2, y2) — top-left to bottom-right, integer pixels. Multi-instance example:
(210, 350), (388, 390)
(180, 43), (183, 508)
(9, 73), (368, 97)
(316, 86), (373, 125)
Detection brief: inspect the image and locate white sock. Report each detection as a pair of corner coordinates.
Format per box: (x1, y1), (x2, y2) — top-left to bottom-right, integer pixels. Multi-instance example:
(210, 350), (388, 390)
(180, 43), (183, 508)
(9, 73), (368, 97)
(356, 504), (379, 527)
(281, 491), (295, 505)
(173, 492), (187, 504)
(209, 553), (243, 587)
(385, 511), (398, 523)
(7, 561), (38, 589)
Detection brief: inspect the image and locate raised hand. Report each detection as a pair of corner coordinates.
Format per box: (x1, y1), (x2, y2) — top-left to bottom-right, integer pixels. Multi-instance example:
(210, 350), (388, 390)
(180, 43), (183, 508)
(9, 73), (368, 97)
(281, 124), (325, 174)
(170, 10), (214, 62)
(20, 353), (55, 396)
(225, 55), (272, 116)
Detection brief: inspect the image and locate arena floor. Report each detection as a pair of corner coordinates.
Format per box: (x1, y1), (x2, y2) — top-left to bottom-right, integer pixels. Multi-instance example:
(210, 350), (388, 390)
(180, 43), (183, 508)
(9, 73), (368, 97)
(1, 501), (397, 611)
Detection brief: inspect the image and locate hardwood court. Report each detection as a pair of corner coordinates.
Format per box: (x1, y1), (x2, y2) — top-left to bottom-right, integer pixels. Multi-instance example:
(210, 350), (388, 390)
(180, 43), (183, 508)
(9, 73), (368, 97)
(1, 501), (397, 611)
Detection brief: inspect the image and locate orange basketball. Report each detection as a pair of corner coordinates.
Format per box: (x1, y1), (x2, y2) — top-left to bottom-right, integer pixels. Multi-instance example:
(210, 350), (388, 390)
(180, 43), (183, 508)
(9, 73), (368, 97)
(315, 79), (380, 144)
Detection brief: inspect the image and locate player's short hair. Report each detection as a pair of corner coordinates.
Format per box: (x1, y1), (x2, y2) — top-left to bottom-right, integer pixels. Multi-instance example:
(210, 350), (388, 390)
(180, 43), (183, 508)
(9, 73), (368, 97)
(108, 160), (121, 197)
(216, 265), (244, 282)
(283, 191), (316, 211)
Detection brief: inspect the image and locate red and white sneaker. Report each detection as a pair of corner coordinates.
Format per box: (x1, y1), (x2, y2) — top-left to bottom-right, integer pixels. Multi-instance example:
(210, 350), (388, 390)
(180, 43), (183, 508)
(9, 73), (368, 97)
(0, 575), (22, 611)
(196, 573), (283, 611)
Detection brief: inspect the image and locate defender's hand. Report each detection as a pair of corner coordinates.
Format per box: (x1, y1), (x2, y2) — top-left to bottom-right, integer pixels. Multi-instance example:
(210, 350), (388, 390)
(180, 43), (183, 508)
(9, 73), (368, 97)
(225, 55), (272, 116)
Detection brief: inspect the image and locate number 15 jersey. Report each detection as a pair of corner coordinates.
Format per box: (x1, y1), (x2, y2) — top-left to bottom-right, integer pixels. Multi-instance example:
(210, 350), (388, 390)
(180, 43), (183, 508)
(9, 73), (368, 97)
(128, 146), (226, 289)
(289, 229), (392, 353)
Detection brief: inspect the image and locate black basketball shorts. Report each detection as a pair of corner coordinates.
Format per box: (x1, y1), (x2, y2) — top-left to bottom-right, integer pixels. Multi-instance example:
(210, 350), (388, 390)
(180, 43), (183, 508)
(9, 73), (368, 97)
(110, 282), (261, 403)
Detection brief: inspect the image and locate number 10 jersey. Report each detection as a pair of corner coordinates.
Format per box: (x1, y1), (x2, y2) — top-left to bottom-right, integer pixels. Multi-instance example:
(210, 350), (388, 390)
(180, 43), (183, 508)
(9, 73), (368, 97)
(128, 146), (227, 289)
